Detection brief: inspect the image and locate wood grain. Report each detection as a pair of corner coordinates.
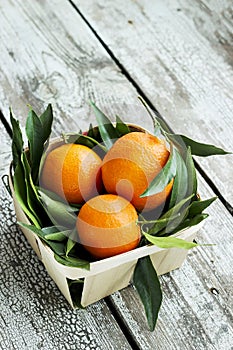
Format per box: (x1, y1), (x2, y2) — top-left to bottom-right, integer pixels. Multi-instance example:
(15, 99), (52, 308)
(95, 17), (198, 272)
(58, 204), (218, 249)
(0, 121), (11, 175)
(0, 0), (141, 133)
(0, 0), (232, 349)
(0, 124), (131, 350)
(0, 0), (140, 347)
(108, 173), (233, 349)
(74, 0), (233, 205)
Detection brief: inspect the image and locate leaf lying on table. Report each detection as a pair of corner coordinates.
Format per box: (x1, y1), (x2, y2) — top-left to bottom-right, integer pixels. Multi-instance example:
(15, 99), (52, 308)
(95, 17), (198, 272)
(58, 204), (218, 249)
(133, 256), (162, 331)
(167, 133), (231, 156)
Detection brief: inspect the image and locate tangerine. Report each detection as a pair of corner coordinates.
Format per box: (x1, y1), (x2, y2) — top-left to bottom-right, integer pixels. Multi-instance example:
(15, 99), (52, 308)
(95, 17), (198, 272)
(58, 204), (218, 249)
(40, 143), (102, 204)
(101, 131), (173, 212)
(76, 194), (141, 259)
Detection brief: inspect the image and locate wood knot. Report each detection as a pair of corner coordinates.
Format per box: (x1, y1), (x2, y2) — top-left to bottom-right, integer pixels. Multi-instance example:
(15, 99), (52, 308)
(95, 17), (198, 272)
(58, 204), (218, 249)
(210, 287), (219, 295)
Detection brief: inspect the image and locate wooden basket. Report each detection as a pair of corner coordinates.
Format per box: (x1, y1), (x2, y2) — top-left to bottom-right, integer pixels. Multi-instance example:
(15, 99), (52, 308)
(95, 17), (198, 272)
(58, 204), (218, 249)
(9, 130), (203, 308)
(9, 175), (203, 308)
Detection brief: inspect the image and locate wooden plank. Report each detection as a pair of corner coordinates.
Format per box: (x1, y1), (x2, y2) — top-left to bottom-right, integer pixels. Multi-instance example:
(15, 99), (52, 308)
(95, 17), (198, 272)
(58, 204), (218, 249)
(74, 0), (233, 205)
(0, 124), (11, 174)
(0, 0), (140, 346)
(0, 123), (132, 350)
(0, 1), (232, 349)
(0, 0), (139, 132)
(108, 173), (233, 349)
(173, 0), (233, 66)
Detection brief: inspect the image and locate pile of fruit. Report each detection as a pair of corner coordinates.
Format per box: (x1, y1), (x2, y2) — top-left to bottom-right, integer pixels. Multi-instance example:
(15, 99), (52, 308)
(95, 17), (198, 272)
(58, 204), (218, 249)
(10, 100), (228, 330)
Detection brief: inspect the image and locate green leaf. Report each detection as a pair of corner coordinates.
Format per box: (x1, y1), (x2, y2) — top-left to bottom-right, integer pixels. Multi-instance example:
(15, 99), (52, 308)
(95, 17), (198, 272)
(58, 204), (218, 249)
(37, 188), (78, 212)
(144, 232), (198, 249)
(188, 197), (217, 218)
(21, 153), (42, 226)
(54, 254), (90, 269)
(18, 222), (66, 255)
(68, 279), (84, 286)
(69, 203), (83, 210)
(10, 109), (24, 170)
(137, 213), (181, 226)
(26, 108), (44, 184)
(148, 195), (194, 235)
(140, 144), (176, 197)
(63, 132), (107, 153)
(168, 148), (188, 209)
(90, 101), (119, 149)
(66, 229), (77, 256)
(173, 213), (209, 234)
(66, 238), (76, 256)
(13, 162), (40, 228)
(38, 189), (77, 228)
(115, 115), (131, 135)
(38, 225), (70, 241)
(68, 278), (85, 308)
(39, 104), (53, 143)
(137, 96), (167, 136)
(186, 147), (197, 198)
(44, 232), (67, 241)
(42, 226), (70, 241)
(133, 256), (162, 331)
(87, 124), (102, 142)
(167, 134), (231, 156)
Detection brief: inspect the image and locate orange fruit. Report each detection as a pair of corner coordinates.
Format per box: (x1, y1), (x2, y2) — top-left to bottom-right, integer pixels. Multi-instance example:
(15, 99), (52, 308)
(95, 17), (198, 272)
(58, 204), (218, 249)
(102, 132), (173, 212)
(40, 143), (102, 204)
(76, 194), (141, 259)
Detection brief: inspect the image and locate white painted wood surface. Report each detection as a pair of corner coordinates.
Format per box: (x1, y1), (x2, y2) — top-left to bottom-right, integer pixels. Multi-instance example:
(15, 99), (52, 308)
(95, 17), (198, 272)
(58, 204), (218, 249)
(109, 174), (233, 349)
(0, 130), (131, 349)
(0, 0), (232, 349)
(74, 0), (233, 205)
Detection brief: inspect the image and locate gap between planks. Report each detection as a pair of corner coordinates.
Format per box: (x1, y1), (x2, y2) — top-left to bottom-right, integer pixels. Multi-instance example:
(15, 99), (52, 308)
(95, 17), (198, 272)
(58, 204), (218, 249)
(56, 0), (233, 217)
(0, 111), (139, 350)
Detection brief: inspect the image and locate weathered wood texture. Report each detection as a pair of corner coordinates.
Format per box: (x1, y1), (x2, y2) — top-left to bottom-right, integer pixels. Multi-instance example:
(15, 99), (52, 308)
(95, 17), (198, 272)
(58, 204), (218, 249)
(0, 0), (141, 132)
(74, 0), (233, 205)
(108, 174), (233, 349)
(0, 125), (131, 350)
(0, 1), (232, 349)
(0, 0), (141, 348)
(0, 124), (11, 174)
